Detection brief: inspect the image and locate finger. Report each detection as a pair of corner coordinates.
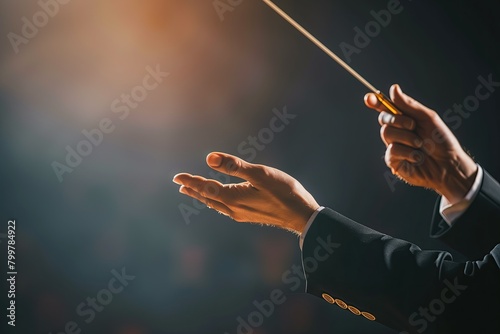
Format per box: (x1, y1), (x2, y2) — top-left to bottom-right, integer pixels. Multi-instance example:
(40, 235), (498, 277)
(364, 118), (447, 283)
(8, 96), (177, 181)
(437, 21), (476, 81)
(364, 93), (388, 113)
(389, 84), (438, 120)
(378, 111), (416, 131)
(385, 143), (424, 165)
(380, 125), (423, 149)
(179, 186), (233, 217)
(173, 174), (226, 200)
(173, 172), (192, 185)
(206, 152), (267, 185)
(392, 160), (416, 180)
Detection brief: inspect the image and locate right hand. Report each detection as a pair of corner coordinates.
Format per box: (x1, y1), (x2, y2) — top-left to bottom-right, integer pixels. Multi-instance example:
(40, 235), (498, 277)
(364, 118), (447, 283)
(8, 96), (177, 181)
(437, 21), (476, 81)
(173, 152), (320, 234)
(365, 84), (478, 203)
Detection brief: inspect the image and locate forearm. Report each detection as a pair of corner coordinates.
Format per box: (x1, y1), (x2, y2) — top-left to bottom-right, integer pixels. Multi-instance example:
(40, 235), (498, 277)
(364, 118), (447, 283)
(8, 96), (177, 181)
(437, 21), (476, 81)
(302, 208), (500, 333)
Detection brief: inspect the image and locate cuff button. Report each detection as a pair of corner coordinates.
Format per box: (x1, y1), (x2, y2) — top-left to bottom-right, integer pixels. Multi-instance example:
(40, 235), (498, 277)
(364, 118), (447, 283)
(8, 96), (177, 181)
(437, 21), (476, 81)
(348, 306), (361, 316)
(335, 299), (348, 309)
(321, 293), (335, 304)
(361, 312), (376, 321)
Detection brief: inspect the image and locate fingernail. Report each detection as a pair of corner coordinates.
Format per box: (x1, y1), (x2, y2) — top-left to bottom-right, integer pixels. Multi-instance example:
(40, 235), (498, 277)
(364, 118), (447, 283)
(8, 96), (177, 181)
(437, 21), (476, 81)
(179, 186), (188, 194)
(207, 153), (223, 167)
(383, 113), (395, 124)
(172, 175), (181, 185)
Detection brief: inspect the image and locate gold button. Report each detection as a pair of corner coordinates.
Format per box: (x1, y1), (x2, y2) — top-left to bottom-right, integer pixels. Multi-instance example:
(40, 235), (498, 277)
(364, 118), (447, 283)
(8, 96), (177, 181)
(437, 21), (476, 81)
(335, 299), (348, 309)
(361, 312), (376, 321)
(348, 306), (361, 315)
(321, 293), (335, 304)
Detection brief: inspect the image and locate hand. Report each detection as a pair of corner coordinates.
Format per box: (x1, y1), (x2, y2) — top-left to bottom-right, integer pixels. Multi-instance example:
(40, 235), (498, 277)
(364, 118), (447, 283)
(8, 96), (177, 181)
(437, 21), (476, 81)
(173, 153), (320, 234)
(365, 84), (478, 203)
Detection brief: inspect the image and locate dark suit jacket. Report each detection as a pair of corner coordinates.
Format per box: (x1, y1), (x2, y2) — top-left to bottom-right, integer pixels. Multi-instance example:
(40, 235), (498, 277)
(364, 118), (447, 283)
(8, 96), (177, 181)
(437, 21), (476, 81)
(302, 170), (500, 334)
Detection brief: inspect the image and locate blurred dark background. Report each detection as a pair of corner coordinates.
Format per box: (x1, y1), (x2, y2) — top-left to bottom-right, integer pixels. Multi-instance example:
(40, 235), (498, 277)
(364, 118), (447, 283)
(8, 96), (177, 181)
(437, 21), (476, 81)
(1, 0), (500, 333)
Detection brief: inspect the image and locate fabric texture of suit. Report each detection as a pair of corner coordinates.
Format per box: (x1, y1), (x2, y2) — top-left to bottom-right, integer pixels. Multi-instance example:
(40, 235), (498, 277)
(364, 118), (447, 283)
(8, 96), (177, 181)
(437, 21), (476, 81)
(302, 171), (500, 334)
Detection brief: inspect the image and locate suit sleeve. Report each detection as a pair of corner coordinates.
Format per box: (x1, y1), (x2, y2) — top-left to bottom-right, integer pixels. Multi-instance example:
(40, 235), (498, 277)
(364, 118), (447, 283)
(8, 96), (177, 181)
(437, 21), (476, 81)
(302, 208), (500, 334)
(430, 170), (500, 259)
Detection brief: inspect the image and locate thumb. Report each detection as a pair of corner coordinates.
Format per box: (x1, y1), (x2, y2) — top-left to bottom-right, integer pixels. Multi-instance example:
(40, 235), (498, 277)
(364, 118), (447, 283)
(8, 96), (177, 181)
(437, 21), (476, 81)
(206, 152), (260, 182)
(390, 84), (437, 120)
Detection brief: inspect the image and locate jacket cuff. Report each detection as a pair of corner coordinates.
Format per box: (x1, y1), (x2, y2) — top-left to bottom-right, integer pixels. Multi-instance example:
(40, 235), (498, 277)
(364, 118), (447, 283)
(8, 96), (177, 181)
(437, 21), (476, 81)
(430, 170), (500, 259)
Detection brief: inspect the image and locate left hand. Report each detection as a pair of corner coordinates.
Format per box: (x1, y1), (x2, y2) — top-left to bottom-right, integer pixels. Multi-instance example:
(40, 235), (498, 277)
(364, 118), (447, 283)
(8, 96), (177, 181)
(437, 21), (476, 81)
(173, 152), (320, 234)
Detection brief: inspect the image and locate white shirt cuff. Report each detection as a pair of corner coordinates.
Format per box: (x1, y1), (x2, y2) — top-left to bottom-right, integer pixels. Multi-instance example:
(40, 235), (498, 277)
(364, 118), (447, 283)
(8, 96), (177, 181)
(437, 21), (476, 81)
(439, 165), (483, 225)
(299, 206), (325, 250)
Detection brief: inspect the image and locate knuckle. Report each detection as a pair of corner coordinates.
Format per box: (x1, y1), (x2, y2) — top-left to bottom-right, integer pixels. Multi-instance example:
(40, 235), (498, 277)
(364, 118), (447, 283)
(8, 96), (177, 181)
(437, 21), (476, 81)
(190, 177), (205, 191)
(410, 134), (422, 147)
(380, 125), (394, 143)
(398, 115), (409, 126)
(289, 179), (302, 192)
(400, 115), (415, 123)
(224, 158), (239, 174)
(385, 145), (401, 169)
(412, 150), (425, 166)
(253, 165), (271, 179)
(406, 96), (418, 108)
(202, 182), (220, 198)
(380, 124), (388, 138)
(198, 185), (208, 197)
(428, 111), (440, 122)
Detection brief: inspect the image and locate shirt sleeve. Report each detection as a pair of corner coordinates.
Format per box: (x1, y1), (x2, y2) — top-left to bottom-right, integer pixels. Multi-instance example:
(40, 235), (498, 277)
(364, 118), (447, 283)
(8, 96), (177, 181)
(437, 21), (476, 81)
(299, 206), (325, 250)
(439, 165), (483, 225)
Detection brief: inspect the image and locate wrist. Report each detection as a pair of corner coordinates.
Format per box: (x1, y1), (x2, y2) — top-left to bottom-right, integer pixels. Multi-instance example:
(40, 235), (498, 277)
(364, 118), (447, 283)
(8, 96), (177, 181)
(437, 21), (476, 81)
(289, 203), (320, 234)
(438, 153), (477, 203)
